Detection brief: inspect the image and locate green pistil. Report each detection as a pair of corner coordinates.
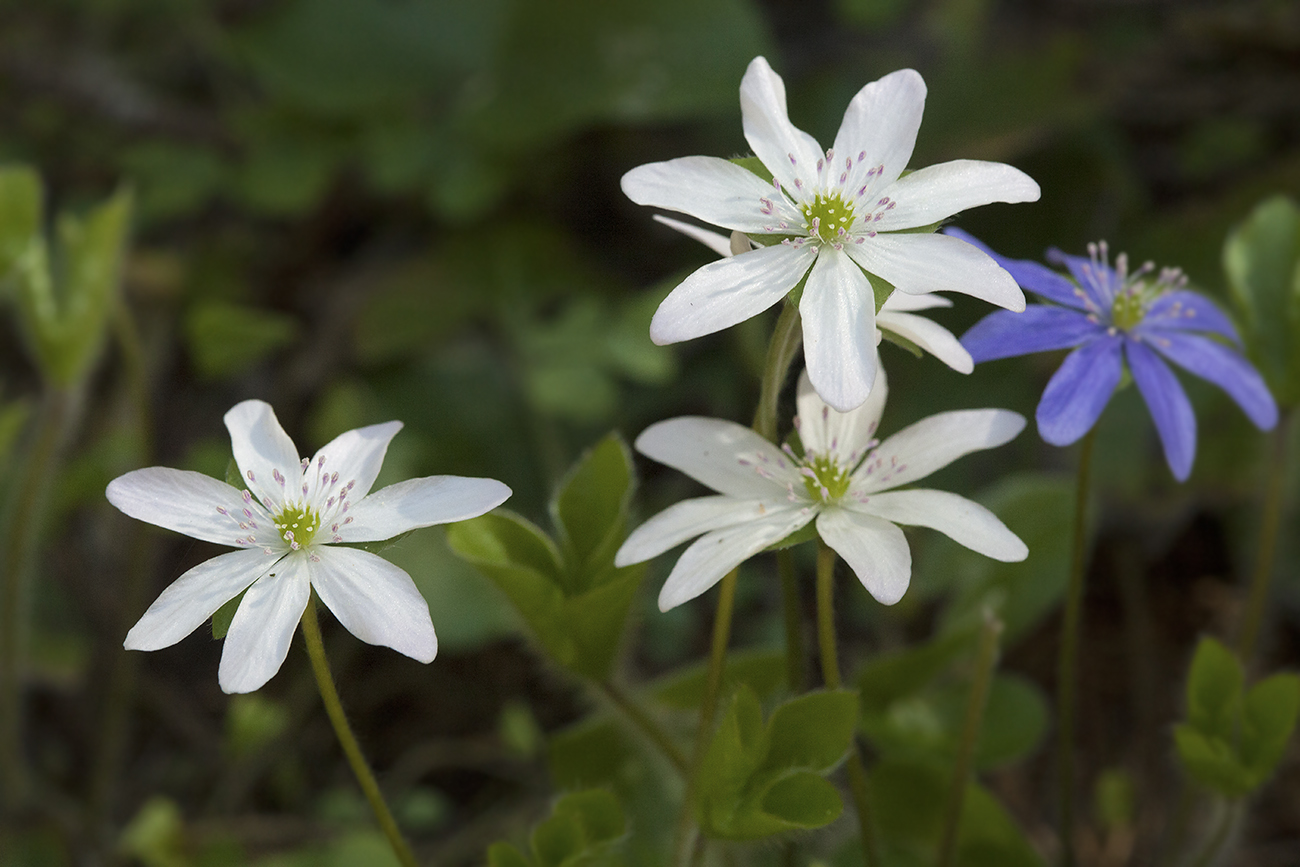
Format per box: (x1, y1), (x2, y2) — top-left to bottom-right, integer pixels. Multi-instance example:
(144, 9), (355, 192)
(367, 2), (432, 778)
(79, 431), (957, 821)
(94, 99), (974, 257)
(1111, 289), (1147, 331)
(275, 505), (320, 549)
(802, 455), (852, 502)
(802, 193), (855, 244)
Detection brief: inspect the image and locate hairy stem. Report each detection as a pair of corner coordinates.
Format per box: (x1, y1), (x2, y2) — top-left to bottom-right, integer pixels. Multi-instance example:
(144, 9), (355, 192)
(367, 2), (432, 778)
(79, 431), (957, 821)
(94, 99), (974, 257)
(778, 548), (804, 693)
(1056, 428), (1097, 867)
(300, 597), (418, 867)
(817, 541), (880, 867)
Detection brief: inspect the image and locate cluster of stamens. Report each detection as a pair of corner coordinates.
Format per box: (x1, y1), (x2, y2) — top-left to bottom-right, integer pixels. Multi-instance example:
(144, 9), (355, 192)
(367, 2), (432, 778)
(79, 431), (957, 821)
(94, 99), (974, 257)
(758, 147), (898, 247)
(1076, 241), (1188, 333)
(220, 453), (359, 554)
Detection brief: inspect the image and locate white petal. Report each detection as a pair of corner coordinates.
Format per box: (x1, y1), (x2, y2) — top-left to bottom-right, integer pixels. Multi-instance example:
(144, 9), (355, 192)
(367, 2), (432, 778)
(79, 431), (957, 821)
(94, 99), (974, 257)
(881, 292), (951, 312)
(658, 506), (813, 611)
(799, 247), (878, 412)
(307, 420), (402, 506)
(833, 69), (926, 198)
(218, 554), (312, 694)
(107, 467), (276, 548)
(815, 508), (911, 605)
(224, 401), (302, 512)
(740, 56), (825, 196)
(855, 409), (1025, 492)
(853, 489), (1027, 561)
(848, 233), (1025, 311)
(635, 417), (800, 499)
(335, 476), (511, 542)
(876, 310), (974, 373)
(650, 242), (816, 345)
(653, 215), (740, 258)
(622, 156), (801, 233)
(795, 365), (888, 465)
(124, 548), (282, 651)
(616, 495), (794, 566)
(309, 547), (437, 663)
(874, 160), (1041, 230)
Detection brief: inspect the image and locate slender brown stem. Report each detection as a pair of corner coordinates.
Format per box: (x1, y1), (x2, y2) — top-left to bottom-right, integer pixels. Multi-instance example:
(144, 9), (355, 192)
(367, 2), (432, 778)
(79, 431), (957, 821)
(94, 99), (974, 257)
(596, 680), (689, 774)
(300, 597), (418, 867)
(1237, 409), (1292, 665)
(816, 541), (881, 867)
(937, 610), (1003, 867)
(1056, 428), (1097, 867)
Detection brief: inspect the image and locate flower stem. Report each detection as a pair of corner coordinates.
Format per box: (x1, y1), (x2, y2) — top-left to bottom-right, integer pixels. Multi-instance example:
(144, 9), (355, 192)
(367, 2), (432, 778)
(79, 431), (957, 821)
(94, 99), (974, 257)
(1187, 798), (1238, 867)
(816, 541), (881, 867)
(752, 299), (802, 443)
(778, 548), (804, 693)
(596, 680), (688, 774)
(1236, 408), (1292, 665)
(1056, 427), (1097, 867)
(937, 610), (1003, 867)
(299, 596), (418, 867)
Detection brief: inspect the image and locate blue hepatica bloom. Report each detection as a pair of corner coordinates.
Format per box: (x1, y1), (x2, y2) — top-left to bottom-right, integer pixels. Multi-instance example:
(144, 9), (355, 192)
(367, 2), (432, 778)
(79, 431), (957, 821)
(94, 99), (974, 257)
(952, 228), (1278, 480)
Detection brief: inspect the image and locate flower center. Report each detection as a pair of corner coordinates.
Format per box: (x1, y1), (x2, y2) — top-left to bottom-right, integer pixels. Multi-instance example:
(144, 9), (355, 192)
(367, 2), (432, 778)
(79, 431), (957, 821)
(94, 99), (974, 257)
(801, 454), (853, 503)
(275, 504), (320, 550)
(1111, 289), (1147, 331)
(801, 193), (855, 244)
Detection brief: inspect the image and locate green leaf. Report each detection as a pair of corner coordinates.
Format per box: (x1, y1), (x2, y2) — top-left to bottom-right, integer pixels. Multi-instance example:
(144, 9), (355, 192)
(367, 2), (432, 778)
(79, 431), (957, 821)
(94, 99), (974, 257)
(185, 300), (300, 380)
(547, 718), (634, 791)
(0, 165), (41, 282)
(700, 685), (767, 795)
(967, 675), (1049, 770)
(550, 433), (634, 594)
(764, 689), (858, 772)
(1223, 195), (1300, 405)
(652, 647), (786, 710)
(1173, 725), (1253, 798)
(552, 790), (625, 845)
(758, 772), (842, 828)
(858, 624), (979, 712)
(1185, 637), (1243, 740)
(447, 511), (564, 583)
(487, 842), (533, 867)
(1240, 673), (1300, 780)
(531, 812), (583, 867)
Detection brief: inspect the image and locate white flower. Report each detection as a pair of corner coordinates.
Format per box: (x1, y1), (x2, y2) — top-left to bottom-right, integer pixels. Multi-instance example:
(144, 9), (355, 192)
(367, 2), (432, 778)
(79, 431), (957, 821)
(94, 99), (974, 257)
(614, 365), (1028, 611)
(622, 56), (1039, 411)
(653, 215), (974, 374)
(107, 401), (512, 694)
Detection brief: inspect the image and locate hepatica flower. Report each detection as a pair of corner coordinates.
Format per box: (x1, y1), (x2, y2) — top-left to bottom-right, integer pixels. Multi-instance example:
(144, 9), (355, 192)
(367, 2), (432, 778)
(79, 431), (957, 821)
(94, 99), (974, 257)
(615, 365), (1027, 610)
(622, 55), (1040, 411)
(107, 401), (511, 693)
(654, 215), (974, 373)
(954, 228), (1279, 480)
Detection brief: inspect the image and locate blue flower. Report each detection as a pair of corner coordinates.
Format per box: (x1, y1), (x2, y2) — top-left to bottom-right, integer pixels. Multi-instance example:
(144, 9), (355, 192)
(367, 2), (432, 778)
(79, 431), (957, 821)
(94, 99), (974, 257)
(953, 228), (1278, 480)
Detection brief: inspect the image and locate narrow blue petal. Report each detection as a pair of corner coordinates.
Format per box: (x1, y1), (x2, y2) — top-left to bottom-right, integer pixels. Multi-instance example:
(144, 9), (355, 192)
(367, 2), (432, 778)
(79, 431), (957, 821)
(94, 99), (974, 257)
(944, 227), (1091, 310)
(1144, 332), (1278, 430)
(962, 306), (1102, 362)
(1126, 340), (1197, 481)
(1047, 246), (1116, 311)
(1035, 335), (1124, 446)
(1139, 291), (1241, 344)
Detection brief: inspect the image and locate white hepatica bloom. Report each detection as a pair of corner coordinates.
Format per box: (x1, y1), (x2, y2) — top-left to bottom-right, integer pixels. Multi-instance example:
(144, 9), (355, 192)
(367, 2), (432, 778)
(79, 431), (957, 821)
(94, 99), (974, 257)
(622, 56), (1038, 411)
(654, 215), (973, 374)
(615, 366), (1028, 611)
(107, 400), (511, 694)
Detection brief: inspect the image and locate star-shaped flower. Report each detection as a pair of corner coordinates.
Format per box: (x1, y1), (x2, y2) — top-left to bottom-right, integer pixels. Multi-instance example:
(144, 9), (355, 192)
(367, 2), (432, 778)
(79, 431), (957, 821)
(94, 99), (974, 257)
(653, 215), (974, 374)
(614, 365), (1027, 611)
(954, 228), (1279, 480)
(621, 56), (1039, 411)
(107, 401), (512, 693)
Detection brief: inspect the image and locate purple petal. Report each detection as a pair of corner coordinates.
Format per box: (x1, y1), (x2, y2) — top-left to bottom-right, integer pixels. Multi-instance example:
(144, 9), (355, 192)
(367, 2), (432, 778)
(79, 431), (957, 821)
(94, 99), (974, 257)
(1126, 340), (1197, 481)
(943, 227), (1091, 311)
(1035, 335), (1123, 446)
(1046, 247), (1116, 311)
(1143, 332), (1278, 431)
(1140, 291), (1241, 344)
(961, 306), (1102, 363)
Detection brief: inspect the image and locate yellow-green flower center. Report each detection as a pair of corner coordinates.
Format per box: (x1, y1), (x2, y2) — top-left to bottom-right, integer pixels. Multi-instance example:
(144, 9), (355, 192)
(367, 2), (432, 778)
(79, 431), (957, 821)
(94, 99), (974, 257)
(802, 455), (853, 502)
(275, 505), (320, 549)
(801, 193), (855, 244)
(1111, 287), (1148, 331)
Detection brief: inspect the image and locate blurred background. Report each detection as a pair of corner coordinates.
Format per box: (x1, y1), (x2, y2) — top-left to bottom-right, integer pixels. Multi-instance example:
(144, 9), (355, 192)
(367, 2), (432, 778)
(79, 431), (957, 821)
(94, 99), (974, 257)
(1, 0), (1299, 864)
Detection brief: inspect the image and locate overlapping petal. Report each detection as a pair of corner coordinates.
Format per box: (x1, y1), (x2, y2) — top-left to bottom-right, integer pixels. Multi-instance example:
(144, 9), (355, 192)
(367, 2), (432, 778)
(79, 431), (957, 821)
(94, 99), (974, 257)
(649, 242), (817, 345)
(622, 155), (800, 233)
(857, 409), (1026, 493)
(1047, 248), (1115, 310)
(307, 420), (402, 504)
(1036, 336), (1123, 446)
(876, 309), (973, 373)
(799, 247), (879, 411)
(943, 228), (1091, 310)
(856, 489), (1027, 562)
(218, 557), (312, 694)
(815, 508), (911, 605)
(337, 476), (512, 543)
(615, 495), (780, 566)
(1127, 340), (1197, 481)
(634, 417), (797, 499)
(962, 306), (1102, 363)
(124, 548), (281, 651)
(875, 161), (1040, 231)
(832, 68), (926, 197)
(739, 56), (825, 196)
(795, 367), (887, 464)
(1144, 332), (1277, 430)
(310, 547), (437, 663)
(848, 232), (1025, 311)
(652, 215), (738, 258)
(225, 401), (302, 511)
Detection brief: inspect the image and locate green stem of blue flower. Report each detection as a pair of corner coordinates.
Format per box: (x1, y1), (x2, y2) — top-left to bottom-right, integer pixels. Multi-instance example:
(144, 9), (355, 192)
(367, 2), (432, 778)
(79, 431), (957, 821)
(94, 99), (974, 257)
(816, 541), (880, 867)
(1236, 408), (1292, 665)
(937, 609), (1003, 867)
(300, 596), (418, 867)
(1056, 427), (1097, 867)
